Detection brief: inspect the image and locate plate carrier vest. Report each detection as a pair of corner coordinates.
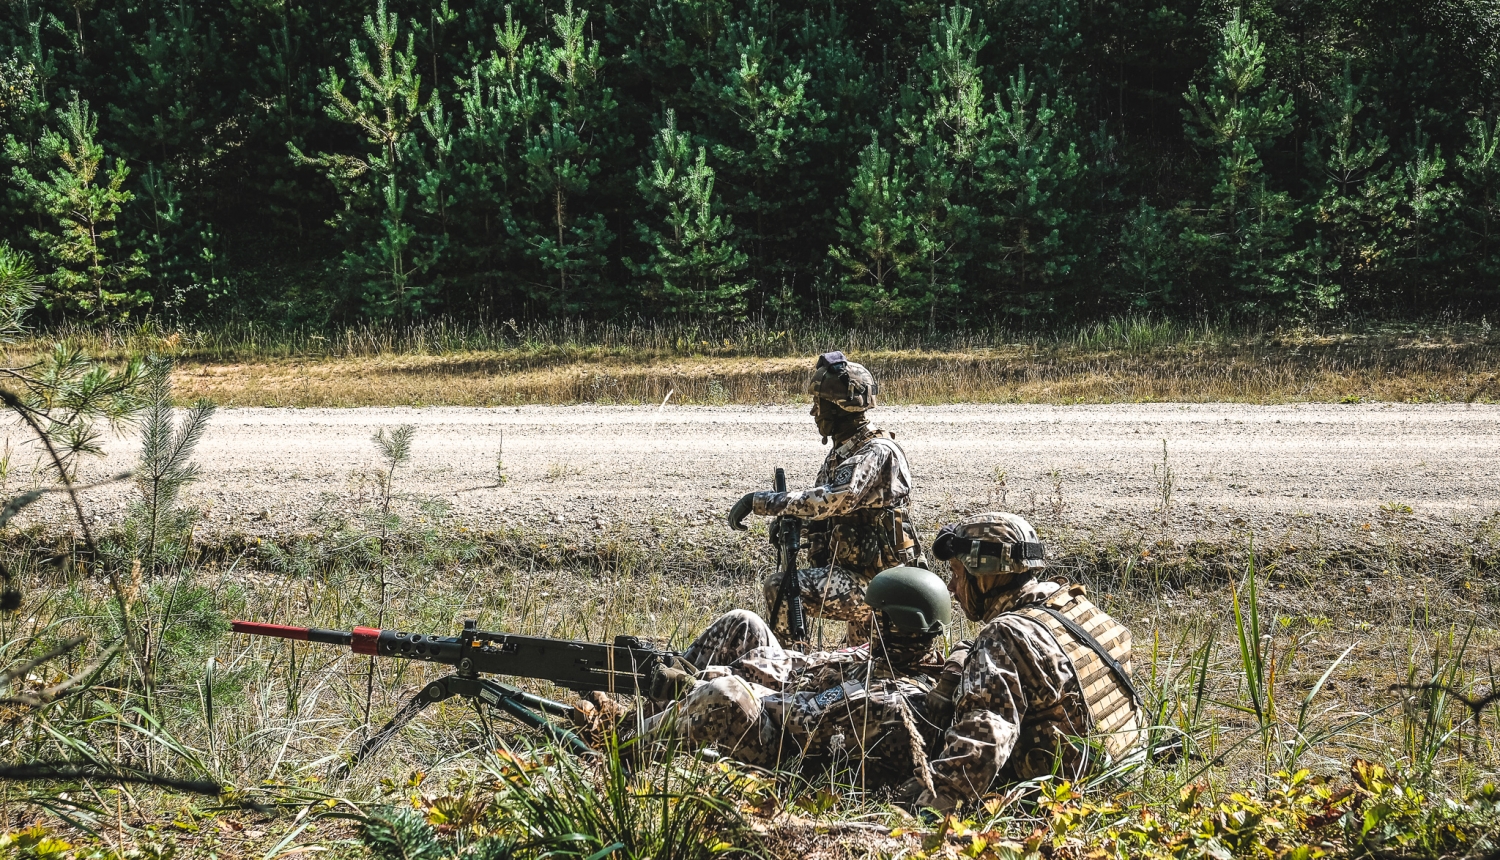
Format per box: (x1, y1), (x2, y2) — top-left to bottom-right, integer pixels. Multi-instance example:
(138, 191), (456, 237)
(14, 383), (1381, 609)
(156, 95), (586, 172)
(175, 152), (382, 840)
(1012, 585), (1142, 762)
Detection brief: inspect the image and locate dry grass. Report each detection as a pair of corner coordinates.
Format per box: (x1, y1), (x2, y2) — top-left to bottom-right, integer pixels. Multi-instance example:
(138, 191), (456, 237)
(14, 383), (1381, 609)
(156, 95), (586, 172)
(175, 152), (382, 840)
(4, 503), (1500, 857)
(10, 316), (1500, 406)
(149, 348), (1492, 407)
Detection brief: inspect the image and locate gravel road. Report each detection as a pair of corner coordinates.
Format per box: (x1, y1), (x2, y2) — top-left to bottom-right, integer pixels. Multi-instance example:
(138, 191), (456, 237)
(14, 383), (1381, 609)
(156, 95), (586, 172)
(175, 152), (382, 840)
(20, 403), (1496, 540)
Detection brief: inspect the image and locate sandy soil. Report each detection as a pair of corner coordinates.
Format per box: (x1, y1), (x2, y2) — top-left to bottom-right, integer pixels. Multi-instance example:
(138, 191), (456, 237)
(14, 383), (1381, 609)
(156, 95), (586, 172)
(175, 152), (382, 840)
(12, 402), (1497, 541)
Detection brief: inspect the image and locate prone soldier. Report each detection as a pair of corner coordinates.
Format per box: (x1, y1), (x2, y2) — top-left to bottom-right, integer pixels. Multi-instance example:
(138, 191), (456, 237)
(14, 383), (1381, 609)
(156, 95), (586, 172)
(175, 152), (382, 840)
(636, 567), (956, 790)
(916, 512), (1142, 812)
(727, 351), (921, 644)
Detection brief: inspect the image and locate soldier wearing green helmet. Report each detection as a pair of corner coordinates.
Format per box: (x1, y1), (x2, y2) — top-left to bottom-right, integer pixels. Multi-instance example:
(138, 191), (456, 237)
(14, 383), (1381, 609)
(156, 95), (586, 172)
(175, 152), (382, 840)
(726, 351), (923, 645)
(634, 566), (955, 788)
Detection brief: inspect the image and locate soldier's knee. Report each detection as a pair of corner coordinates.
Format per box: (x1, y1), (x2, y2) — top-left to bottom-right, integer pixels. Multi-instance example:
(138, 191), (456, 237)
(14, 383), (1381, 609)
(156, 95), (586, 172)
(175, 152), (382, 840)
(720, 608), (763, 627)
(761, 570), (784, 596)
(681, 676), (763, 743)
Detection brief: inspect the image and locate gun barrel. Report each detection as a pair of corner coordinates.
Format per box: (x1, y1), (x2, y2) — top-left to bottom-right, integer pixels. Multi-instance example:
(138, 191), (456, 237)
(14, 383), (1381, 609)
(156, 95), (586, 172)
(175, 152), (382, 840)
(231, 620), (663, 694)
(231, 620), (355, 647)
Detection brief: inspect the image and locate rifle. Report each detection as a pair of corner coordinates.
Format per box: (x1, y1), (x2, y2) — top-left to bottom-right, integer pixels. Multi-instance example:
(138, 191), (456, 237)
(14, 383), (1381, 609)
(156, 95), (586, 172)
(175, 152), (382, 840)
(766, 467), (808, 646)
(231, 619), (677, 770)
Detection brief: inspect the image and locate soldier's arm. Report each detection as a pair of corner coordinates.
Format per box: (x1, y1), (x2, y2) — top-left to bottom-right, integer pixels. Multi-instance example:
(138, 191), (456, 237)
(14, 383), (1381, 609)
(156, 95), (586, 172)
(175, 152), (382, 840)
(753, 442), (897, 519)
(918, 626), (1031, 812)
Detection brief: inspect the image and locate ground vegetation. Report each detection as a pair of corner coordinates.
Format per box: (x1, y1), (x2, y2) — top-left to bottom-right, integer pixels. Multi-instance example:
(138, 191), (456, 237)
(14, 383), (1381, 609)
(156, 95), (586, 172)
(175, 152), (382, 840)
(5, 439), (1500, 857)
(11, 315), (1500, 406)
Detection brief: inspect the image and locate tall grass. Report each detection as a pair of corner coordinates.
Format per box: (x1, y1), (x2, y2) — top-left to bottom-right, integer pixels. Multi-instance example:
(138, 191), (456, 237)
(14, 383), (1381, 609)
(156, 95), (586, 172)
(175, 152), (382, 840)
(19, 314), (1499, 407)
(18, 313), (1499, 362)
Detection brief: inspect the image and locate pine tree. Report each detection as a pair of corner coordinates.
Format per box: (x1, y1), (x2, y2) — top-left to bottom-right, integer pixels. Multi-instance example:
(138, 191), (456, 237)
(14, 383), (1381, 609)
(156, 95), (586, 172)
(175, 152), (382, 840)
(5, 93), (147, 318)
(132, 165), (227, 315)
(111, 2), (225, 168)
(508, 0), (615, 312)
(0, 241), (143, 474)
(1180, 11), (1298, 310)
(1457, 116), (1500, 288)
(446, 5), (536, 293)
(1390, 129), (1457, 279)
(697, 11), (829, 301)
(1300, 67), (1400, 309)
(121, 355), (215, 578)
(977, 65), (1081, 314)
(895, 5), (988, 326)
(632, 110), (750, 317)
(829, 135), (919, 320)
(0, 241), (39, 340)
(291, 0), (443, 318)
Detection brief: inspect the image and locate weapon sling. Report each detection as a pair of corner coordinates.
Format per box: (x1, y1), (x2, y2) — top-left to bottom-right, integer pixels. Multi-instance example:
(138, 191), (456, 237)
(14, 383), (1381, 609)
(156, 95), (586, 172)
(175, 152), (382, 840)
(1029, 605), (1141, 710)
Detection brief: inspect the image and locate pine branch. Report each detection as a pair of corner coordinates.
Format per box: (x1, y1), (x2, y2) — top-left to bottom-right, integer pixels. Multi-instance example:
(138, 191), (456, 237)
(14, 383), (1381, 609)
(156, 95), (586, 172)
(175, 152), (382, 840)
(0, 761), (219, 795)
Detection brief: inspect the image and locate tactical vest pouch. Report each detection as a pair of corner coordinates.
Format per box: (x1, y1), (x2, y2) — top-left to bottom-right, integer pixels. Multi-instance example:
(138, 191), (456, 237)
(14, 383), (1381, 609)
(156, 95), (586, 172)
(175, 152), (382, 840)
(1015, 588), (1142, 762)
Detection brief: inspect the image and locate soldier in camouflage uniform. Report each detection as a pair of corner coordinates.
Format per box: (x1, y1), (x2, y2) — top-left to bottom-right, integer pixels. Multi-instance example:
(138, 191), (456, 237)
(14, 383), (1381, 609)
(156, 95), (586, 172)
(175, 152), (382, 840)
(727, 351), (922, 644)
(915, 512), (1141, 813)
(637, 567), (953, 789)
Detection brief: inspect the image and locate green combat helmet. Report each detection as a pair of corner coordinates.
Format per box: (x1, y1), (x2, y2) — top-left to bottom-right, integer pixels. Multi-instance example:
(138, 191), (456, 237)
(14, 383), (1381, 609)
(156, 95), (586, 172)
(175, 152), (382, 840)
(807, 351), (878, 412)
(865, 566), (952, 634)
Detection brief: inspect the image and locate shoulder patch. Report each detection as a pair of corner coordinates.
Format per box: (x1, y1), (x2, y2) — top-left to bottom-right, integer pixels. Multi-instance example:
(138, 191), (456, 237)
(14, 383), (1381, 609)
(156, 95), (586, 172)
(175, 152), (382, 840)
(814, 685), (846, 707)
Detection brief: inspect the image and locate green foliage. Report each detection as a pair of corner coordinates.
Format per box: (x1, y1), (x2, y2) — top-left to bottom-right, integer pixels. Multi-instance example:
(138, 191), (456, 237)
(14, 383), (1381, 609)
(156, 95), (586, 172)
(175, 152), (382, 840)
(485, 742), (749, 859)
(292, 0), (442, 319)
(360, 807), (450, 860)
(632, 110), (750, 318)
(355, 742), (753, 860)
(0, 241), (39, 341)
(114, 355), (214, 576)
(1178, 11), (1299, 311)
(976, 65), (1081, 314)
(2, 0), (1500, 322)
(0, 243), (145, 470)
(933, 764), (1500, 860)
(831, 7), (1083, 323)
(829, 135), (918, 321)
(5, 94), (147, 319)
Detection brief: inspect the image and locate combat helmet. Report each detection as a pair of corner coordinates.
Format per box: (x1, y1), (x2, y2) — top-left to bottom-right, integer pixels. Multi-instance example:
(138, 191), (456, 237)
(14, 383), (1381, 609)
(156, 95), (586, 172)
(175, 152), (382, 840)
(864, 566), (952, 633)
(807, 351), (878, 412)
(932, 512), (1047, 576)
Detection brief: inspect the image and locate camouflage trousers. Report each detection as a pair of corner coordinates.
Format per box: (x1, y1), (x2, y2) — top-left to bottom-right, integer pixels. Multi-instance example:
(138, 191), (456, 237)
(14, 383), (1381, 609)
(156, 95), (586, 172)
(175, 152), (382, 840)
(762, 566), (874, 645)
(682, 609), (782, 671)
(639, 673), (782, 767)
(639, 610), (781, 767)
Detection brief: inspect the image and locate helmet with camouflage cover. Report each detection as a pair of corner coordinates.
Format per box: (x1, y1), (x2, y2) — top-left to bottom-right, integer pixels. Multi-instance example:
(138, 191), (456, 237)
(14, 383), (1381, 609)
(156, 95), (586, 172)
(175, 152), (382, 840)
(864, 566), (952, 634)
(932, 512), (1047, 576)
(807, 351), (877, 413)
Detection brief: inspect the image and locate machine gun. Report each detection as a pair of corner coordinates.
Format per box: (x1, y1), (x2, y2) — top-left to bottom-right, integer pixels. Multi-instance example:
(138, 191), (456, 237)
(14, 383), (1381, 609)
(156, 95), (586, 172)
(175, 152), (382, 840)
(231, 619), (678, 769)
(766, 467), (808, 646)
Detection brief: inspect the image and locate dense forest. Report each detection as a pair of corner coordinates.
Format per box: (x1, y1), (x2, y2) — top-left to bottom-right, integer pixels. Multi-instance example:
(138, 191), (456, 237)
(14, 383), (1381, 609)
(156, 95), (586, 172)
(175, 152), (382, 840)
(0, 0), (1496, 326)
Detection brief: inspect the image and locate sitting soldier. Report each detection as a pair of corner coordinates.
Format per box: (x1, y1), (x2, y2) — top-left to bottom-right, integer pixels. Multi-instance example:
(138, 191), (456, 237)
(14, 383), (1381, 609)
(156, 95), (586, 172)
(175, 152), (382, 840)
(727, 351), (922, 645)
(634, 566), (956, 790)
(917, 512), (1142, 812)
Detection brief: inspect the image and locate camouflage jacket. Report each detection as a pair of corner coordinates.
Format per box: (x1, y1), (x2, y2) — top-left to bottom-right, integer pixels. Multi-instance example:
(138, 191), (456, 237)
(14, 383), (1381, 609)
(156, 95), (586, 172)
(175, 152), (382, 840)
(718, 641), (945, 786)
(751, 426), (917, 575)
(919, 580), (1093, 812)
